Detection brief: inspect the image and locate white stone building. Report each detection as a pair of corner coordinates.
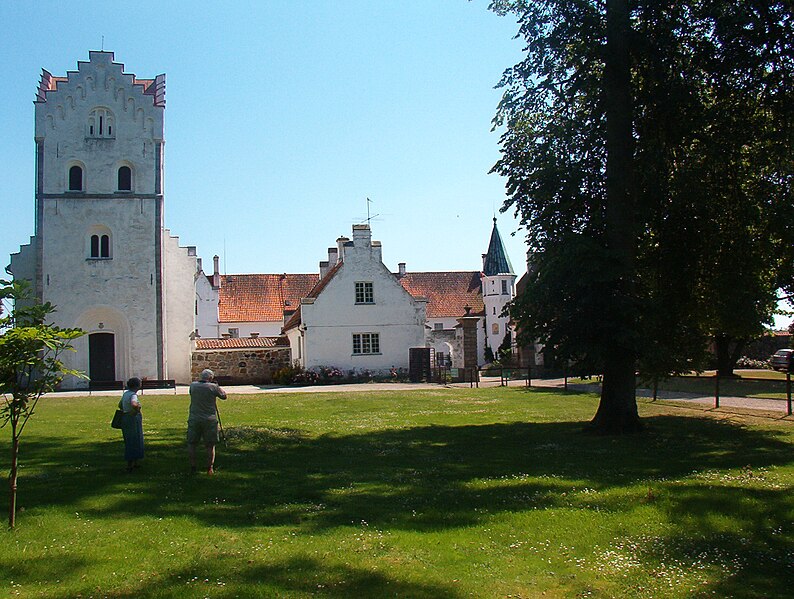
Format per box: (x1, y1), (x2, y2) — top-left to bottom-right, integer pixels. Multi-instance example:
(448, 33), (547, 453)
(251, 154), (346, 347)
(283, 225), (428, 373)
(196, 220), (516, 372)
(8, 51), (519, 386)
(8, 51), (197, 388)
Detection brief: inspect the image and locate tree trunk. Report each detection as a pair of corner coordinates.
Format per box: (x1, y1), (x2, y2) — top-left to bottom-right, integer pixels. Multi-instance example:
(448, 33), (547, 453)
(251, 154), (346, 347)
(591, 349), (642, 433)
(714, 335), (746, 377)
(590, 0), (642, 433)
(9, 429), (19, 529)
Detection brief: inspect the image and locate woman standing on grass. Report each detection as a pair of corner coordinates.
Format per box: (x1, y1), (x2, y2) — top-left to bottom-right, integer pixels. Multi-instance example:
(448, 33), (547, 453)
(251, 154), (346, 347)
(119, 377), (144, 472)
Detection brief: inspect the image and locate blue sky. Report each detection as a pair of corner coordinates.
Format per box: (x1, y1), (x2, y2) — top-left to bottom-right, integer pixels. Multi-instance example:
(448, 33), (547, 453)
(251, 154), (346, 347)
(2, 1), (789, 329)
(1, 0), (527, 277)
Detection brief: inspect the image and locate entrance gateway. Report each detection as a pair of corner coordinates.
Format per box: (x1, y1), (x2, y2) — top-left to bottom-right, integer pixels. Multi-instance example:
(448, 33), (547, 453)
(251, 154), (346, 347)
(88, 333), (116, 382)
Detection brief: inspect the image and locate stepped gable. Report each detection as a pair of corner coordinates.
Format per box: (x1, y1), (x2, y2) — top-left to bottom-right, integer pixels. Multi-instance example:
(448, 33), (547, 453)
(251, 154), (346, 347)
(218, 273), (319, 322)
(398, 271), (484, 318)
(483, 218), (514, 276)
(35, 50), (165, 106)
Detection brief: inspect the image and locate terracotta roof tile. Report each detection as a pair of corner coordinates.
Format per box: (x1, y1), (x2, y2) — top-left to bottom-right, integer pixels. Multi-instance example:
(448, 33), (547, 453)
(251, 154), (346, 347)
(218, 274), (318, 322)
(195, 336), (288, 350)
(282, 262), (344, 332)
(399, 271), (484, 318)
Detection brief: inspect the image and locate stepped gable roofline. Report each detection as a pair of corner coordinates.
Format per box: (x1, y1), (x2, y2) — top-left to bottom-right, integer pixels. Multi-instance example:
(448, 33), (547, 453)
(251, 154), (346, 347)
(35, 51), (165, 106)
(483, 218), (514, 276)
(195, 336), (289, 350)
(218, 273), (319, 323)
(282, 261), (345, 332)
(398, 271), (485, 318)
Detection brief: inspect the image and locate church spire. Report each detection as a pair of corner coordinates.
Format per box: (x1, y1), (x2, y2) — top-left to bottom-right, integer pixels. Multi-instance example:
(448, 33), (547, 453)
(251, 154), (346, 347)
(482, 218), (514, 276)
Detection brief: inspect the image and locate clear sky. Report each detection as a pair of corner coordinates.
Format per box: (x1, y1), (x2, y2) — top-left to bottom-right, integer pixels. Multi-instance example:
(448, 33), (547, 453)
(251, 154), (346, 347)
(1, 0), (528, 278)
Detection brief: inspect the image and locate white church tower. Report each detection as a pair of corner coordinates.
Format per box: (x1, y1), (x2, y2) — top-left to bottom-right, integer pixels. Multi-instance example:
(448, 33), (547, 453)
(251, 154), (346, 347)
(9, 51), (197, 388)
(481, 218), (516, 359)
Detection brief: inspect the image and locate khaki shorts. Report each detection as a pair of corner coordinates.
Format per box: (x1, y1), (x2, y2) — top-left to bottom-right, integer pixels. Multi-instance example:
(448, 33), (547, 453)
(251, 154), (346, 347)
(187, 419), (218, 446)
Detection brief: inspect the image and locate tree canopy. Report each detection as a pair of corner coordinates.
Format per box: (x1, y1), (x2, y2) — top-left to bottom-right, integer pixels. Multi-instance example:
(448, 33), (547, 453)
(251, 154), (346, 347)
(490, 0), (794, 427)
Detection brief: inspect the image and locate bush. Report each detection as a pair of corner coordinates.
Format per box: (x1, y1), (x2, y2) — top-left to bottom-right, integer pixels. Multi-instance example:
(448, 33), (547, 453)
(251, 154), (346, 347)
(272, 363), (303, 385)
(735, 356), (771, 370)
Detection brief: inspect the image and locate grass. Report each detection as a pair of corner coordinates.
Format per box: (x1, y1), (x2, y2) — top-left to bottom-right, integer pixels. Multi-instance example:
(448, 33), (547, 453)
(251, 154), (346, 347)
(575, 370), (792, 400)
(1, 386), (793, 598)
(661, 372), (791, 400)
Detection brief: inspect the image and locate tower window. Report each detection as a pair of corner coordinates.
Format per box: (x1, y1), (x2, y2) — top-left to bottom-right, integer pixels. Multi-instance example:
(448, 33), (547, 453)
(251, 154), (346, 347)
(117, 166), (132, 191)
(501, 280), (509, 295)
(88, 230), (111, 259)
(68, 165), (83, 191)
(87, 107), (115, 139)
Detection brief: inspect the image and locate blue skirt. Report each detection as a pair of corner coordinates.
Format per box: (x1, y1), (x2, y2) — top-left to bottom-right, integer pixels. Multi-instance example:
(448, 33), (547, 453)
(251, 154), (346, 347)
(121, 412), (144, 461)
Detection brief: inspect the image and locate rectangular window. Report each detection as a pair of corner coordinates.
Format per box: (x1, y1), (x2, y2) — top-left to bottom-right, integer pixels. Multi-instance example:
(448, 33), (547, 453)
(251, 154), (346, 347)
(501, 280), (509, 295)
(228, 328), (239, 338)
(353, 333), (380, 355)
(355, 281), (374, 304)
(434, 323), (444, 331)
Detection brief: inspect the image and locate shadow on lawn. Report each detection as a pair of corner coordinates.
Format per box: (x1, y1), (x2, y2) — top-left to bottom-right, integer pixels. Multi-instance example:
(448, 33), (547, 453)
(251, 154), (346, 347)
(5, 414), (793, 596)
(55, 555), (468, 599)
(10, 415), (791, 528)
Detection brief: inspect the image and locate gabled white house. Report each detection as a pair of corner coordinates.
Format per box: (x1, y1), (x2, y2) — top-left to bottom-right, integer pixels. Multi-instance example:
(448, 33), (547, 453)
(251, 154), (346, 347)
(283, 225), (428, 373)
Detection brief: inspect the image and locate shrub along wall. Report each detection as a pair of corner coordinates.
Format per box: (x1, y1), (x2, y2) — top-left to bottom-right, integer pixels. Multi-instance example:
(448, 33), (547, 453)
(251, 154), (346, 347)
(191, 347), (291, 384)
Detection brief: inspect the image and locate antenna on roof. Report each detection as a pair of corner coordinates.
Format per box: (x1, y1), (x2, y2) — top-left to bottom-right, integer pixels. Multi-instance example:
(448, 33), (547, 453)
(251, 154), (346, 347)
(101, 35), (104, 51)
(354, 197), (380, 226)
(223, 237), (227, 275)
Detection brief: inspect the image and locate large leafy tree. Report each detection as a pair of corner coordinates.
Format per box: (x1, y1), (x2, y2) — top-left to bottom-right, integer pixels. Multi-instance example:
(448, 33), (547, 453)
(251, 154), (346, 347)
(490, 0), (793, 429)
(1, 280), (83, 528)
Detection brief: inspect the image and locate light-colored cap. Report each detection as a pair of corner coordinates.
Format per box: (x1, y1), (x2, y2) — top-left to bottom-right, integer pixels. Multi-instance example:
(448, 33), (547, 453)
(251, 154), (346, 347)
(200, 369), (214, 381)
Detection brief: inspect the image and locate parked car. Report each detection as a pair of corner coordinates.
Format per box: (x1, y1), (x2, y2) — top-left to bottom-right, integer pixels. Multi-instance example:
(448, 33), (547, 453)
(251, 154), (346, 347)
(769, 349), (794, 372)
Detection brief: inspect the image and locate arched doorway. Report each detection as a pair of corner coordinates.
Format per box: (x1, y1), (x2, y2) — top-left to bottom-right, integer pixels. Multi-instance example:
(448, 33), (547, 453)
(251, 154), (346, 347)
(89, 332), (116, 382)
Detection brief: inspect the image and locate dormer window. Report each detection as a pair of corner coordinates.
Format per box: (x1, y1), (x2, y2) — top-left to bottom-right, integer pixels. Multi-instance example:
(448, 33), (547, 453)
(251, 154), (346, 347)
(68, 165), (83, 191)
(117, 166), (132, 191)
(87, 107), (115, 139)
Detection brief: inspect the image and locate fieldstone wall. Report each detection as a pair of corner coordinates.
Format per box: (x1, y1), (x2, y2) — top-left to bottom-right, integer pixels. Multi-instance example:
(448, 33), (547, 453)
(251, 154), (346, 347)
(191, 347), (291, 384)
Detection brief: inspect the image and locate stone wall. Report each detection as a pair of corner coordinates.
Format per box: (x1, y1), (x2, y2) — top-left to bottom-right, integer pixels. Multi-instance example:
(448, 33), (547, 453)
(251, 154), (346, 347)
(191, 347), (291, 384)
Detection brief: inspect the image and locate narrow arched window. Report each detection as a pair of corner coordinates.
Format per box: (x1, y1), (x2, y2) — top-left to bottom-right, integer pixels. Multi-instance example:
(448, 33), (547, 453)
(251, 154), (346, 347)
(87, 107), (115, 139)
(89, 232), (111, 259)
(118, 166), (132, 191)
(69, 165), (83, 191)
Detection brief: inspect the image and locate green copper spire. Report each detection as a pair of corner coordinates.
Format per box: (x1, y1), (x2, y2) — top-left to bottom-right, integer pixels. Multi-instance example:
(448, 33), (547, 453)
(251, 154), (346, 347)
(483, 218), (514, 276)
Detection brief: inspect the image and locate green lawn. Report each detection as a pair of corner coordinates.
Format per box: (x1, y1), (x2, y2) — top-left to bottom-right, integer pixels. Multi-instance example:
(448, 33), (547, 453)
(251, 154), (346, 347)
(652, 371), (791, 400)
(2, 387), (793, 598)
(573, 370), (791, 400)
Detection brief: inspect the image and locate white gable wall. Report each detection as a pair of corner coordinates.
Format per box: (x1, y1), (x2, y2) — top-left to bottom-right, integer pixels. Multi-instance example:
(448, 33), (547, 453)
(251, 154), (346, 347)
(299, 228), (427, 373)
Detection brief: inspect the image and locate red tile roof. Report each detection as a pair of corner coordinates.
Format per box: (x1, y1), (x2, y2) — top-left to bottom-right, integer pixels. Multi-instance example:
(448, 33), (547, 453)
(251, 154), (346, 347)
(196, 336), (289, 350)
(398, 272), (484, 318)
(282, 262), (344, 332)
(218, 274), (318, 323)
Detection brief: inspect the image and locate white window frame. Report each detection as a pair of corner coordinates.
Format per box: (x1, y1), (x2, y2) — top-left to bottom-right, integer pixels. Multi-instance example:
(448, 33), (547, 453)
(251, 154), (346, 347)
(353, 332), (380, 355)
(355, 281), (374, 304)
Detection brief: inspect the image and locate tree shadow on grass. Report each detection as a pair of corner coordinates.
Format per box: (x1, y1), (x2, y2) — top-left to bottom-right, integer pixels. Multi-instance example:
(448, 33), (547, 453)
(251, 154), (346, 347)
(6, 415), (791, 529)
(4, 414), (793, 596)
(43, 555), (466, 599)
